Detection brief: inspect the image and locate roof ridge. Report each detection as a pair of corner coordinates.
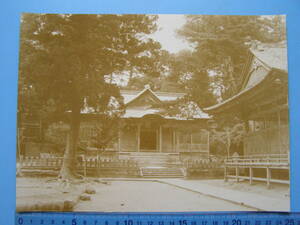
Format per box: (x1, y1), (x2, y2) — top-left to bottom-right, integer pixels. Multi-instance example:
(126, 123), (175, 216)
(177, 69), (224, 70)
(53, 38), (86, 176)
(124, 86), (162, 106)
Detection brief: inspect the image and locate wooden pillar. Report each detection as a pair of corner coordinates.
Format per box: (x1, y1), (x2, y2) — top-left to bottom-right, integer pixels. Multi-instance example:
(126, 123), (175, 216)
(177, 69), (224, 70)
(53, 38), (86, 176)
(118, 130), (121, 152)
(249, 167), (253, 185)
(137, 124), (140, 152)
(173, 130), (176, 152)
(17, 128), (21, 159)
(266, 167), (271, 189)
(277, 110), (281, 155)
(207, 130), (210, 156)
(225, 127), (231, 158)
(159, 125), (162, 153)
(235, 166), (239, 182)
(176, 131), (180, 152)
(190, 133), (192, 152)
(224, 165), (228, 182)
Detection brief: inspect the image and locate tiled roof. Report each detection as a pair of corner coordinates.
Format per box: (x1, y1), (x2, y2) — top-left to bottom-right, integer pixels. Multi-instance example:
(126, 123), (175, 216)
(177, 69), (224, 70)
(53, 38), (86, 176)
(122, 108), (161, 118)
(204, 45), (288, 112)
(251, 47), (287, 72)
(121, 86), (208, 120)
(121, 88), (185, 104)
(123, 108), (210, 120)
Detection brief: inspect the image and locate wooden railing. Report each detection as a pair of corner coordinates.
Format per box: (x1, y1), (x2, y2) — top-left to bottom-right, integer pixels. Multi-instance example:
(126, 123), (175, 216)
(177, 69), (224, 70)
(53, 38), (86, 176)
(18, 155), (140, 177)
(177, 143), (209, 152)
(183, 157), (224, 178)
(184, 158), (224, 169)
(224, 154), (290, 187)
(225, 154), (289, 168)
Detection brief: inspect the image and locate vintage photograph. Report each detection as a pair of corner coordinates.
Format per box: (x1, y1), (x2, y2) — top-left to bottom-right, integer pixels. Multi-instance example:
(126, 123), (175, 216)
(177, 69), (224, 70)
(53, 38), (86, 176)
(16, 14), (289, 212)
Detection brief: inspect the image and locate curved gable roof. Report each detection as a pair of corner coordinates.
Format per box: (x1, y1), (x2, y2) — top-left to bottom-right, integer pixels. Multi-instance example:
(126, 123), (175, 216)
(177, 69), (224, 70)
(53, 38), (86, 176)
(204, 45), (288, 113)
(124, 87), (162, 106)
(251, 47), (287, 72)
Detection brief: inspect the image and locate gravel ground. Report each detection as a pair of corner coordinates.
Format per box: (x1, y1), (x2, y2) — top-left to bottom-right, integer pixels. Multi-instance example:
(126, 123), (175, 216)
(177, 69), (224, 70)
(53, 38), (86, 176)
(17, 177), (86, 211)
(74, 180), (254, 212)
(197, 179), (289, 199)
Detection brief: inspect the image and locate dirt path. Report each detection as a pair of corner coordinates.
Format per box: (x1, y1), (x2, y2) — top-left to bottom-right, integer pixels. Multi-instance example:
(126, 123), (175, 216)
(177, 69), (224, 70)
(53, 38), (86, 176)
(74, 180), (254, 212)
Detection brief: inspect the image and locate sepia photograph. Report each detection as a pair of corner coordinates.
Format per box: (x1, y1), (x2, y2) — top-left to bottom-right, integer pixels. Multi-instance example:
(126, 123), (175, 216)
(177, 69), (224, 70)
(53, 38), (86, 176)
(16, 14), (289, 212)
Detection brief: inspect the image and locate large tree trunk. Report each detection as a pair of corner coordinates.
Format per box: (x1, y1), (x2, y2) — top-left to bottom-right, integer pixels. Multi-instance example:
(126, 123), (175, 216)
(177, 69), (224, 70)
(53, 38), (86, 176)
(59, 100), (81, 180)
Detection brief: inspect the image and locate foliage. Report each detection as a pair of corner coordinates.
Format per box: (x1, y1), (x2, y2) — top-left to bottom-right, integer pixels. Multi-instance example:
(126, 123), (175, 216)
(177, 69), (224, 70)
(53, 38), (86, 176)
(125, 49), (173, 90)
(18, 13), (160, 178)
(177, 15), (286, 101)
(166, 50), (217, 108)
(209, 120), (246, 156)
(19, 14), (159, 114)
(89, 96), (125, 151)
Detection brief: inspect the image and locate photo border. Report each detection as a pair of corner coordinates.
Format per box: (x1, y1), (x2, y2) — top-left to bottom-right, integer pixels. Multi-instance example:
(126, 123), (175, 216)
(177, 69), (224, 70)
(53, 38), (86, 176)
(1, 1), (299, 225)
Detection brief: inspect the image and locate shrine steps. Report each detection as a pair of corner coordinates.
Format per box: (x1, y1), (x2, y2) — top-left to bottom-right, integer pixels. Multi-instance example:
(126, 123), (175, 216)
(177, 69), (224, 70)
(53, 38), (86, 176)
(140, 167), (184, 178)
(118, 152), (182, 167)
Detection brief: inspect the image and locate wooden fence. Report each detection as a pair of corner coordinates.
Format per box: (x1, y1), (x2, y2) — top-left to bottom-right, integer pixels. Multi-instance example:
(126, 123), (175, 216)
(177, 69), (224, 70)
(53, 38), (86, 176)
(184, 158), (224, 178)
(224, 154), (289, 188)
(18, 155), (140, 177)
(177, 143), (209, 153)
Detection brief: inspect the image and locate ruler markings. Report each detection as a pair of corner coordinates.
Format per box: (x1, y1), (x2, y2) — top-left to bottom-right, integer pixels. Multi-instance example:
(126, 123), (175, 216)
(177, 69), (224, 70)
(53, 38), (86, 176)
(15, 213), (300, 225)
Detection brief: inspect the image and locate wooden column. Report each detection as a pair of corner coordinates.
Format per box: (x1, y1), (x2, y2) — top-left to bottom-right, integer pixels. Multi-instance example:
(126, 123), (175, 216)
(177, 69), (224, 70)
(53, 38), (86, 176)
(137, 124), (140, 152)
(207, 130), (210, 156)
(118, 130), (121, 152)
(235, 166), (239, 182)
(277, 110), (281, 154)
(266, 167), (271, 189)
(249, 167), (253, 185)
(225, 127), (231, 158)
(159, 125), (162, 153)
(190, 133), (193, 152)
(173, 130), (176, 152)
(176, 131), (180, 152)
(224, 165), (228, 182)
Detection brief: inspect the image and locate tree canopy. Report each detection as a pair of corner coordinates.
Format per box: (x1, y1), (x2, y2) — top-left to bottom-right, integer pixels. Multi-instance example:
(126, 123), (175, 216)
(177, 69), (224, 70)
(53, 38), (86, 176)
(18, 13), (161, 179)
(176, 15), (286, 101)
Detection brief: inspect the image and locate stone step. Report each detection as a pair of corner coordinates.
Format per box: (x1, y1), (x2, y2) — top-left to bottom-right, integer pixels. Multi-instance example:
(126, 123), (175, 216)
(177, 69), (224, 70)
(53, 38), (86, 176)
(119, 152), (182, 168)
(141, 175), (184, 178)
(137, 162), (182, 167)
(141, 167), (184, 178)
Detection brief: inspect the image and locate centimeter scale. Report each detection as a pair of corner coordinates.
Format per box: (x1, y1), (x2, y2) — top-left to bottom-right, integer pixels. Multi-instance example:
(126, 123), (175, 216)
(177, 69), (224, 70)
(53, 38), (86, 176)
(15, 213), (300, 225)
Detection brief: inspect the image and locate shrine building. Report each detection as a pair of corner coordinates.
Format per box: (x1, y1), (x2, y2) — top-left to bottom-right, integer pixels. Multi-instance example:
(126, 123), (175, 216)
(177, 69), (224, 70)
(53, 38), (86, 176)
(79, 85), (211, 165)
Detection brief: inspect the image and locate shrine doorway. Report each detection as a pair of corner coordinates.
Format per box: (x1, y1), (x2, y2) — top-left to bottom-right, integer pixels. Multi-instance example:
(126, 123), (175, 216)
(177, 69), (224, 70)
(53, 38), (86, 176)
(140, 129), (157, 152)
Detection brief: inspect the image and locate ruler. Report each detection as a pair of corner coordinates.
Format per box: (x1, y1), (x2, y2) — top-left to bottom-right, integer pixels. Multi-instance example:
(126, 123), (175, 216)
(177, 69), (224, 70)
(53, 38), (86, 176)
(15, 212), (300, 225)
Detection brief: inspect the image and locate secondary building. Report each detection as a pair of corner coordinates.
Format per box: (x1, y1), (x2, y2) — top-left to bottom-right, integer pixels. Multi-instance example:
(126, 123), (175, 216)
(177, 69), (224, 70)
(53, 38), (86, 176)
(204, 44), (289, 186)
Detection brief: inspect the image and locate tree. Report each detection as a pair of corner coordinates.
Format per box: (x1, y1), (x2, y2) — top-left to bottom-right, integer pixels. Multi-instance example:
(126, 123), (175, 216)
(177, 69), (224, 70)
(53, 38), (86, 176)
(167, 50), (217, 108)
(90, 96), (125, 151)
(177, 15), (286, 100)
(125, 49), (172, 91)
(209, 121), (245, 157)
(18, 13), (160, 180)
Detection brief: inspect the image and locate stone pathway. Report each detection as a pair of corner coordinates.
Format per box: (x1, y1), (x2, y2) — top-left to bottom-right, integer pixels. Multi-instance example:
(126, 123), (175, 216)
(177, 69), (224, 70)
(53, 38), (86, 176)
(157, 179), (290, 211)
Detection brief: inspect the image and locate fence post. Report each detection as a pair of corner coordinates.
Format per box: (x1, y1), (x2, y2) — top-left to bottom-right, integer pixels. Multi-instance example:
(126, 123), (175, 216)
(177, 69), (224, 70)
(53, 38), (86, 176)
(84, 156), (87, 177)
(249, 167), (253, 185)
(235, 166), (239, 182)
(266, 167), (271, 189)
(224, 165), (228, 182)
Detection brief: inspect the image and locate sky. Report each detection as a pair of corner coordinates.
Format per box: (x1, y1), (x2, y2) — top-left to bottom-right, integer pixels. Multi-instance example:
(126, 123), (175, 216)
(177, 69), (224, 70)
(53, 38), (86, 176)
(149, 14), (193, 54)
(107, 15), (192, 86)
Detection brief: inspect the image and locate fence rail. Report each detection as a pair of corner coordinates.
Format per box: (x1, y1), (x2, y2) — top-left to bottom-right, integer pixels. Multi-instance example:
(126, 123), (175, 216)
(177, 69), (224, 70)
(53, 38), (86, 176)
(224, 154), (290, 188)
(225, 154), (289, 169)
(18, 156), (140, 177)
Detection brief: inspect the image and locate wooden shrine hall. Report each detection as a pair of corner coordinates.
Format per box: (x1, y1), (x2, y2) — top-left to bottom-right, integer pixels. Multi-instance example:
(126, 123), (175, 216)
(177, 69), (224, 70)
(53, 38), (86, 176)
(79, 85), (210, 163)
(204, 44), (290, 186)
